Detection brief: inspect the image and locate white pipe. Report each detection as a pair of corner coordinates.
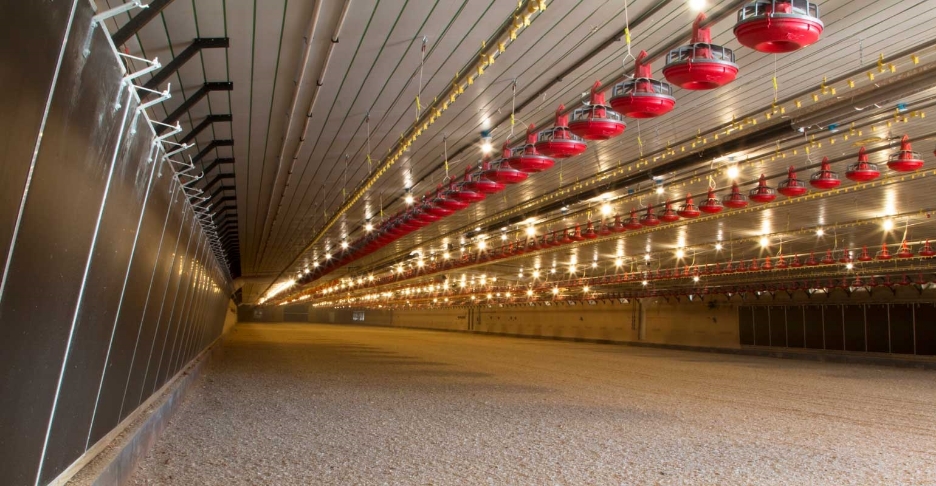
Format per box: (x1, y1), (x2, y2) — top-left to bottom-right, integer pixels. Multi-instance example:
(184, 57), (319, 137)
(255, 0), (352, 269)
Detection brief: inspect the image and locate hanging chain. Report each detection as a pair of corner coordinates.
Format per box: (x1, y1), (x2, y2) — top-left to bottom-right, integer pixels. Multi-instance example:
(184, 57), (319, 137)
(622, 0), (636, 67)
(365, 111), (372, 174)
(443, 134), (450, 181)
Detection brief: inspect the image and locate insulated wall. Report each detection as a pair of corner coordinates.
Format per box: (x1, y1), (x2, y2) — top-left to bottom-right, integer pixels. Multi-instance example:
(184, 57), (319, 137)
(0, 2), (232, 485)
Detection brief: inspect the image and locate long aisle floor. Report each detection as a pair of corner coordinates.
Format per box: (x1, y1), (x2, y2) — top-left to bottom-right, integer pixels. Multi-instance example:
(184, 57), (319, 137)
(132, 323), (936, 485)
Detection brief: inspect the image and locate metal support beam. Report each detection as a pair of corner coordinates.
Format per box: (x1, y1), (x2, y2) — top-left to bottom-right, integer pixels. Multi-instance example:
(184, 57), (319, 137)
(202, 157), (235, 175)
(143, 38), (229, 96)
(180, 115), (232, 144)
(202, 173), (234, 192)
(112, 0), (176, 46)
(191, 139), (234, 164)
(208, 187), (233, 204)
(157, 82), (233, 134)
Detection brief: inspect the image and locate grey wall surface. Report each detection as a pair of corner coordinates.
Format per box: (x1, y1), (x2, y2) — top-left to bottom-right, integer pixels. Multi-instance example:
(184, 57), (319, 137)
(0, 2), (231, 485)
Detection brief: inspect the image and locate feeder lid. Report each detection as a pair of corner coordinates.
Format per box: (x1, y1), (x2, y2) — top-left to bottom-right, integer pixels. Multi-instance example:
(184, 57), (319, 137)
(887, 135), (924, 171)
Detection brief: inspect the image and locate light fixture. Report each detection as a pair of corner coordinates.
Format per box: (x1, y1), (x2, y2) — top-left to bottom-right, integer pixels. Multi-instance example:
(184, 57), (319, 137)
(882, 219), (894, 231)
(688, 0), (705, 10)
(341, 241), (349, 249)
(478, 241), (487, 250)
(591, 262), (598, 268)
(417, 259), (425, 267)
(644, 253), (651, 261)
(816, 228), (824, 237)
(552, 287), (560, 295)
(364, 222), (374, 232)
(313, 261), (319, 267)
(501, 234), (508, 241)
(404, 194), (414, 205)
(550, 268), (556, 274)
(532, 270), (540, 278)
(527, 289), (534, 296)
(726, 165), (740, 179)
(715, 243), (723, 251)
(526, 226), (536, 237)
(614, 258), (623, 266)
(487, 293), (493, 299)
(324, 252), (332, 259)
(759, 236), (769, 247)
(846, 262), (854, 270)
(655, 186), (664, 195)
(583, 286), (590, 292)
(642, 280), (649, 286)
(675, 248), (685, 259)
(601, 203), (612, 216)
(693, 275), (700, 282)
(443, 252), (450, 259)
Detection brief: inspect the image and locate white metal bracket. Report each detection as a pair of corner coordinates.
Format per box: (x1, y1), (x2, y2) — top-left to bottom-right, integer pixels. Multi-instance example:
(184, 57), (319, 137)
(92, 1), (147, 26)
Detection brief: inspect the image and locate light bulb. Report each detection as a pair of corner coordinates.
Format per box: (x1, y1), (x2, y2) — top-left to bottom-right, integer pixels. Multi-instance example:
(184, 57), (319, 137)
(846, 262), (854, 270)
(341, 241), (349, 249)
(601, 203), (612, 216)
(726, 165), (740, 179)
(443, 252), (450, 259)
(644, 253), (651, 261)
(324, 253), (331, 259)
(532, 270), (540, 278)
(816, 228), (824, 237)
(642, 280), (649, 286)
(527, 289), (533, 296)
(552, 287), (559, 294)
(478, 241), (487, 250)
(365, 223), (374, 232)
(481, 141), (493, 154)
(882, 219), (894, 231)
(689, 0), (706, 11)
(759, 237), (769, 247)
(676, 249), (685, 259)
(405, 194), (414, 205)
(526, 226), (536, 237)
(656, 186), (664, 195)
(693, 276), (700, 282)
(715, 243), (723, 251)
(614, 258), (623, 266)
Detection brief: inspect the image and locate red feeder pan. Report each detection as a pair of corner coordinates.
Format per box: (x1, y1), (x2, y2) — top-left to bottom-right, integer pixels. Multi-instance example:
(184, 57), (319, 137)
(534, 105), (588, 159)
(876, 243), (892, 260)
(640, 205), (661, 227)
(426, 191), (456, 217)
(790, 254), (803, 267)
(483, 144), (529, 184)
(857, 246), (873, 262)
(897, 240), (914, 258)
(663, 13), (739, 90)
(443, 181), (477, 208)
(660, 200), (680, 222)
(624, 208), (643, 230)
(568, 81), (626, 141)
(612, 215), (627, 233)
(610, 50), (676, 119)
(598, 220), (612, 236)
(887, 135), (924, 172)
(805, 251), (818, 266)
(777, 166), (808, 197)
(845, 147), (880, 182)
(809, 156), (841, 190)
(734, 0), (824, 53)
(466, 159), (507, 194)
(699, 188), (723, 214)
(821, 250), (835, 265)
(677, 193), (701, 218)
(920, 240), (936, 257)
(571, 225), (585, 242)
(722, 182), (749, 209)
(748, 174), (777, 203)
(551, 231), (564, 247)
(583, 221), (598, 239)
(507, 125), (556, 173)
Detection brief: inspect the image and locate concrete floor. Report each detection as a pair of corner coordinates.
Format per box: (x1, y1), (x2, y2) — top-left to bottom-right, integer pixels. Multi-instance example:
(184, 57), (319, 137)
(132, 323), (936, 485)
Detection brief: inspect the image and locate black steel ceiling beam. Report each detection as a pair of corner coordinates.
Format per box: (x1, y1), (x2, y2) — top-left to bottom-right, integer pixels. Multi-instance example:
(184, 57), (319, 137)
(202, 157), (235, 175)
(201, 173), (235, 193)
(180, 115), (232, 144)
(208, 187), (233, 204)
(157, 82), (233, 134)
(192, 140), (234, 164)
(211, 195), (236, 205)
(143, 38), (229, 96)
(112, 0), (176, 46)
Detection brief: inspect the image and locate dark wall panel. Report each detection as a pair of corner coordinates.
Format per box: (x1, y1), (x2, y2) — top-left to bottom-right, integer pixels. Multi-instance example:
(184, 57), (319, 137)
(914, 303), (936, 355)
(41, 89), (154, 482)
(768, 307), (786, 347)
(738, 306), (754, 345)
(890, 304), (915, 355)
(843, 305), (866, 352)
(90, 165), (176, 443)
(0, 0), (74, 276)
(823, 305), (844, 351)
(804, 305), (824, 349)
(161, 239), (205, 383)
(752, 306), (770, 346)
(0, 5), (126, 482)
(786, 306), (805, 348)
(866, 304), (889, 353)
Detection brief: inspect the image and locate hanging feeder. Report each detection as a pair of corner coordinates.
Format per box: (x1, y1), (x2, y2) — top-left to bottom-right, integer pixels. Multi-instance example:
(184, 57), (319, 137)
(507, 125), (556, 173)
(568, 81), (626, 140)
(417, 200), (444, 223)
(776, 254), (788, 269)
(887, 135), (924, 172)
(845, 147), (880, 182)
(722, 182), (749, 208)
(534, 105), (588, 158)
(438, 183), (471, 210)
(876, 243), (892, 260)
(624, 208), (643, 230)
(660, 200), (680, 222)
(699, 188), (724, 213)
(612, 215), (627, 233)
(663, 13), (739, 90)
(820, 249), (835, 265)
(427, 190), (457, 217)
(677, 193), (701, 218)
(734, 0), (824, 53)
(777, 166), (808, 197)
(466, 159), (507, 194)
(599, 220), (612, 236)
(748, 174), (777, 203)
(571, 225), (585, 242)
(897, 240), (914, 258)
(805, 251), (818, 265)
(447, 178), (484, 204)
(640, 204), (661, 227)
(790, 254), (803, 267)
(483, 143), (529, 184)
(920, 240), (936, 257)
(809, 156), (841, 189)
(551, 230), (564, 247)
(583, 221), (598, 239)
(857, 246), (873, 262)
(610, 50), (676, 118)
